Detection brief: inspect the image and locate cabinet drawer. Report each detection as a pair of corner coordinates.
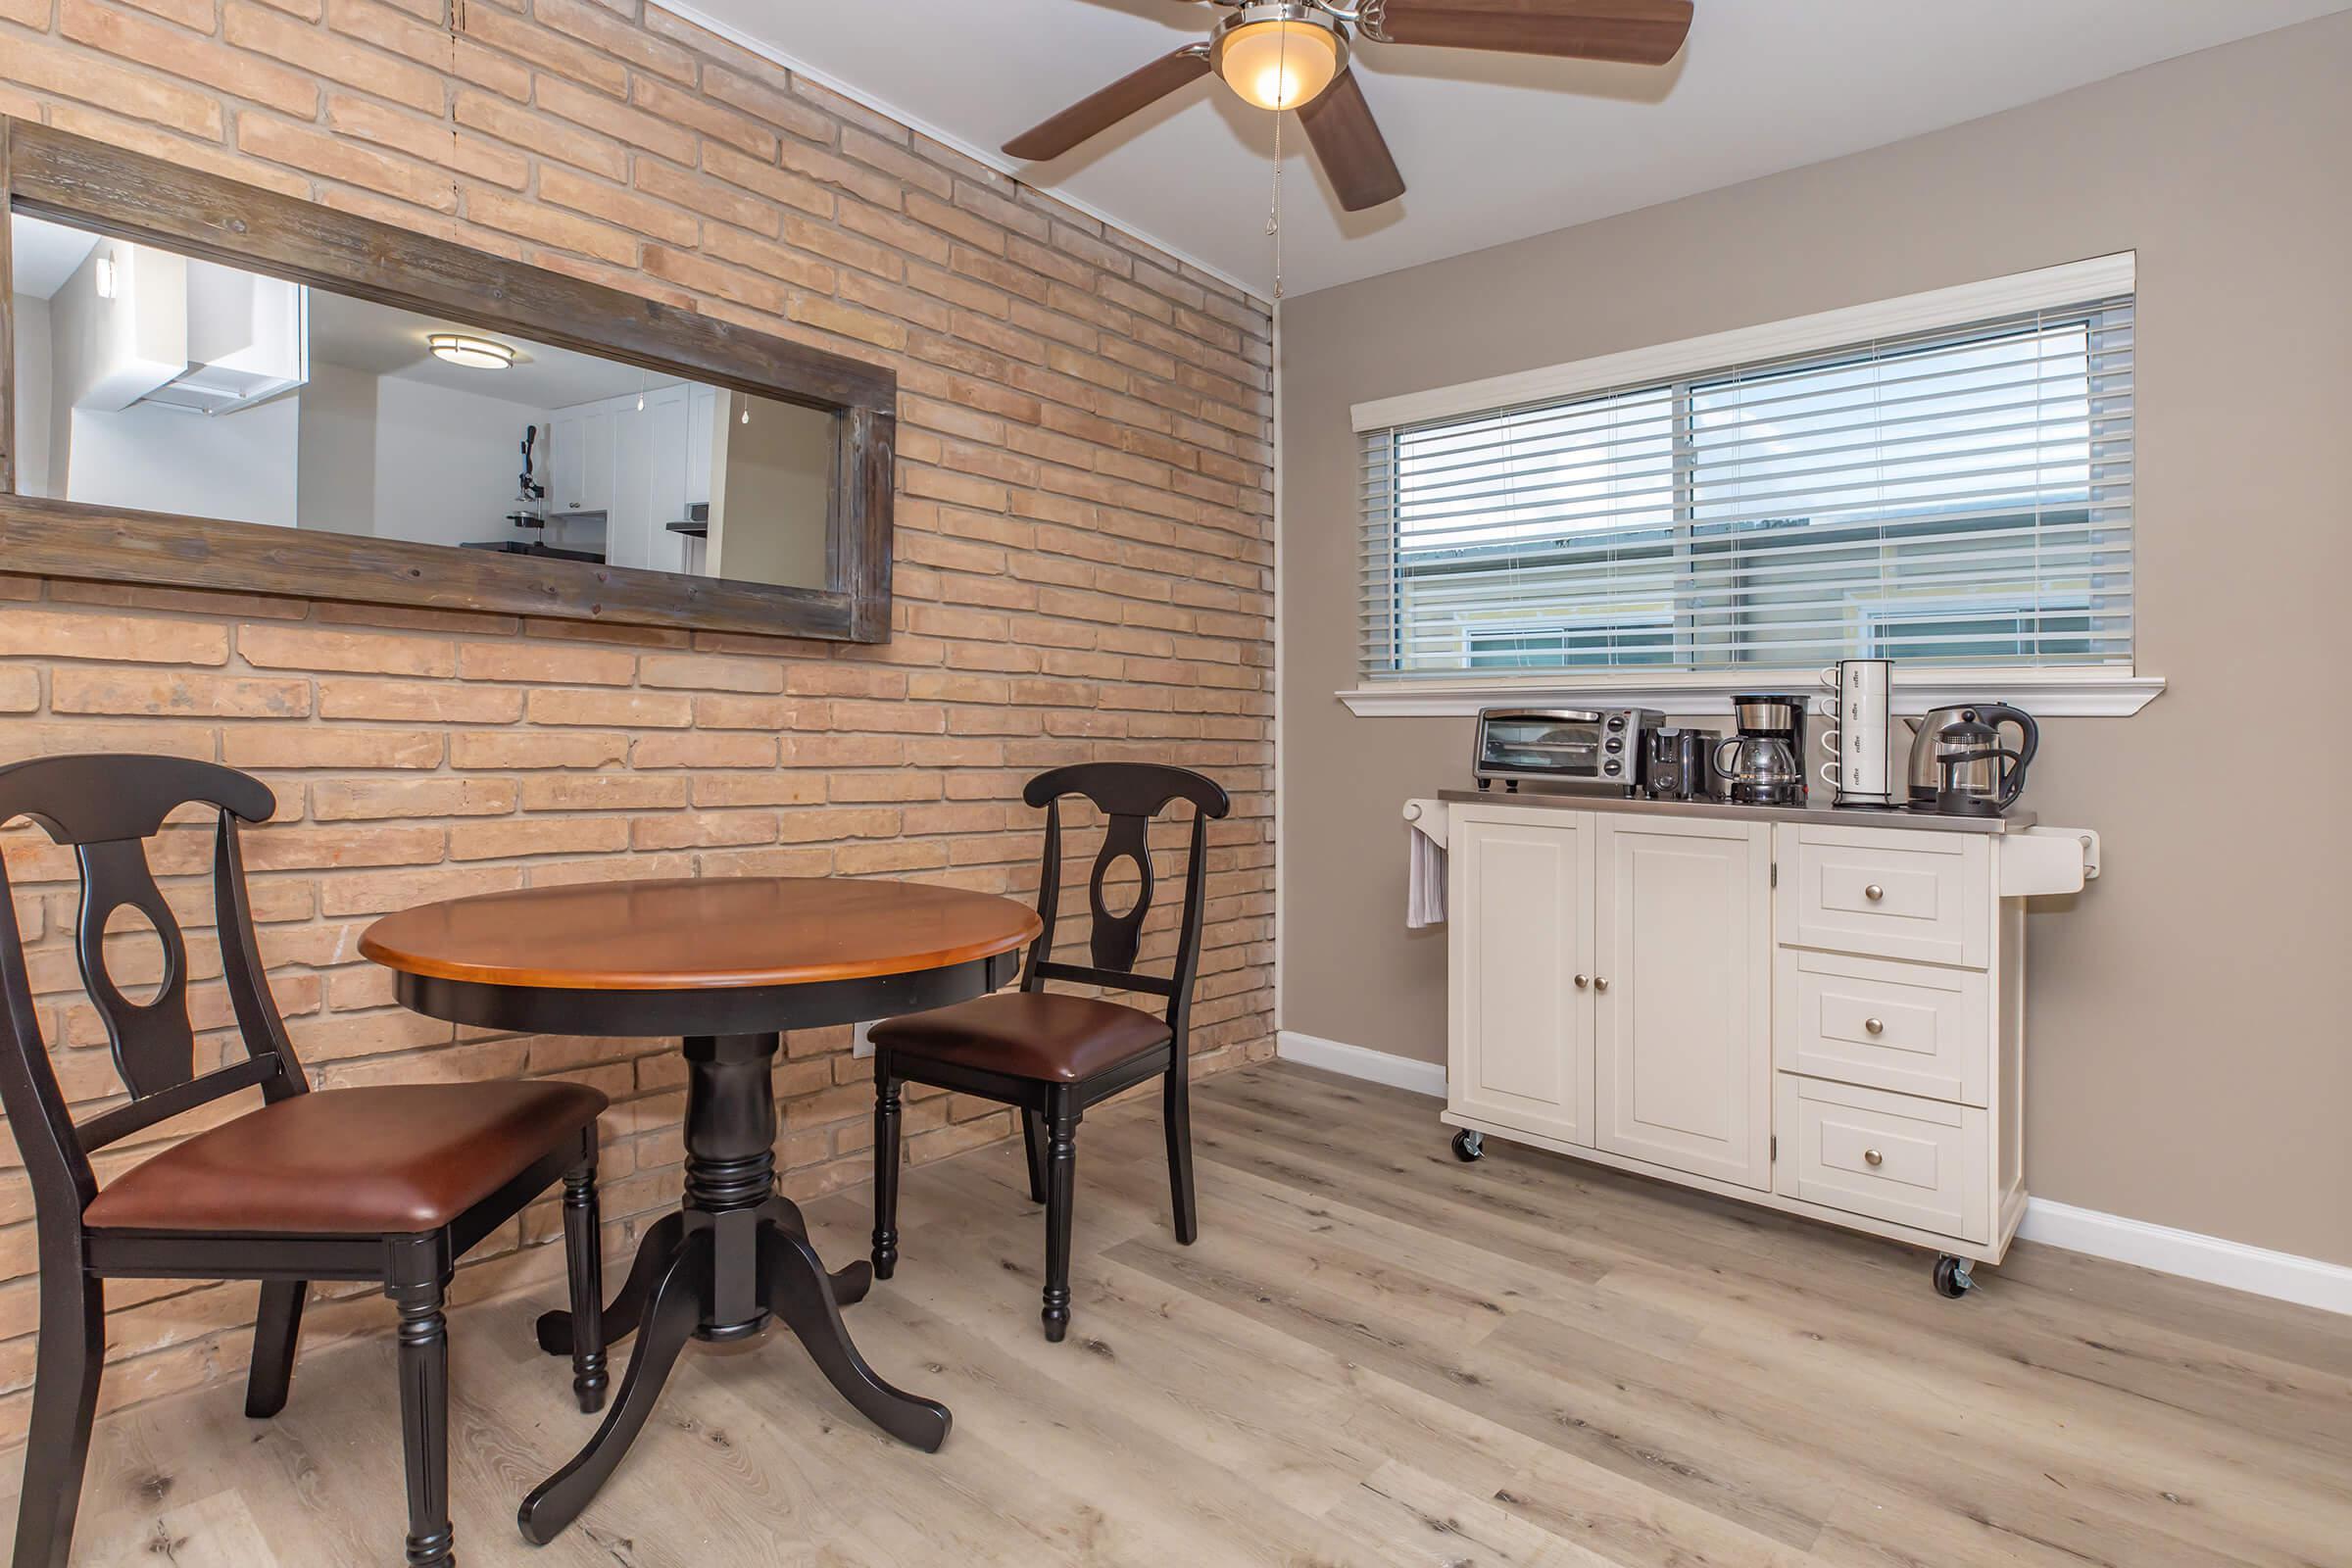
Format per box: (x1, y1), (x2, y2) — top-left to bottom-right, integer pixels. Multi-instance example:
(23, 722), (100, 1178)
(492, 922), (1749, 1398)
(1775, 950), (1989, 1104)
(1776, 1075), (1989, 1243)
(1776, 825), (1989, 967)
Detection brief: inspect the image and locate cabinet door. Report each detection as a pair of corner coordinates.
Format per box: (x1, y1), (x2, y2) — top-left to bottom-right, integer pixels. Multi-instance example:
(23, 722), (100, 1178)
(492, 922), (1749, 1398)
(1447, 811), (1595, 1149)
(687, 385), (718, 508)
(605, 398), (651, 570)
(1593, 818), (1772, 1189)
(642, 385), (691, 574)
(581, 406), (615, 518)
(548, 411), (585, 513)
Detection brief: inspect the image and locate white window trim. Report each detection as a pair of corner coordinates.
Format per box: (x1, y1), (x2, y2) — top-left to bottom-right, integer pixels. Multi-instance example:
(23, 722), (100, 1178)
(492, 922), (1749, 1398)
(1345, 252), (2160, 718)
(1349, 252), (2136, 433)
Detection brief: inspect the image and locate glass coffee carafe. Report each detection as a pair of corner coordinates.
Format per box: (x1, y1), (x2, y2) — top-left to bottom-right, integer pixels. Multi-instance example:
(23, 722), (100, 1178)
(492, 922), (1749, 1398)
(1711, 734), (1803, 806)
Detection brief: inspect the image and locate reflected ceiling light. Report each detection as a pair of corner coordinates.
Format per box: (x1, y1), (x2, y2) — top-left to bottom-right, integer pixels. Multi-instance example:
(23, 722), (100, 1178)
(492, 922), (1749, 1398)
(1212, 5), (1345, 113)
(427, 332), (515, 370)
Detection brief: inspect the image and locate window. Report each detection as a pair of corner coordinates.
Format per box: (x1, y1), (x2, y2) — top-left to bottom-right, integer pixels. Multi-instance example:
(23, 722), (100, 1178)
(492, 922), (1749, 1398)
(1357, 263), (2135, 684)
(1858, 599), (2096, 663)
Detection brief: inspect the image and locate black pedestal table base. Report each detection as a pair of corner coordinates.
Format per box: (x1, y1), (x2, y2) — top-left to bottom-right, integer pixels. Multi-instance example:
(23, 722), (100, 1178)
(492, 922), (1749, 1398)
(393, 952), (1017, 1548)
(515, 1032), (948, 1545)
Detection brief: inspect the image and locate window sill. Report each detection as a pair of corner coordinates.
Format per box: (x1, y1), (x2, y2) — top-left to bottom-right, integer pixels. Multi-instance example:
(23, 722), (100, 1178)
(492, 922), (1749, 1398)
(1335, 669), (2166, 719)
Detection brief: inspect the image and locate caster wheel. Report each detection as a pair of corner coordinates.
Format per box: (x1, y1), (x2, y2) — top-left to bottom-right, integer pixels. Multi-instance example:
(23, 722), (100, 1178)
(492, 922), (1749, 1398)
(1450, 1130), (1484, 1162)
(1933, 1254), (1976, 1299)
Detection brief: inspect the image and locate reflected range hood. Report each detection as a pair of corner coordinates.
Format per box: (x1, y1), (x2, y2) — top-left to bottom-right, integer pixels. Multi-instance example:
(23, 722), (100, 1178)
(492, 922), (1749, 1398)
(69, 239), (310, 417)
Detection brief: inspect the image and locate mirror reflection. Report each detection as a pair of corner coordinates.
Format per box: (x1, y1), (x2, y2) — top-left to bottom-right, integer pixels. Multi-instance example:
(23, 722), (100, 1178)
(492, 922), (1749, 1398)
(7, 212), (836, 590)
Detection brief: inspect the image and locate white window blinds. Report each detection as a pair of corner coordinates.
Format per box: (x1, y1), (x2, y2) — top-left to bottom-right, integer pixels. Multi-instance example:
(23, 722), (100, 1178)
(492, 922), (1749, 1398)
(1358, 272), (2135, 681)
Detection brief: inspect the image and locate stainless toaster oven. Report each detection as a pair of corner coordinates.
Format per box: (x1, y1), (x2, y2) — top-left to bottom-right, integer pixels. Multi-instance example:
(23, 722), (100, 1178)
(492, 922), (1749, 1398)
(1473, 707), (1665, 795)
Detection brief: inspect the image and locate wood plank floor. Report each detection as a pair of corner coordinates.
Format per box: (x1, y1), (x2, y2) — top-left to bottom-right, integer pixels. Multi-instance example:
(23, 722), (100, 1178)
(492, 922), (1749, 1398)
(6, 1061), (2347, 1566)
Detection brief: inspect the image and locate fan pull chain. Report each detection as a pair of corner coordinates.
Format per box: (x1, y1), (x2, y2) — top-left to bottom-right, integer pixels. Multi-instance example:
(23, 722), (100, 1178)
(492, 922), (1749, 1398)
(1267, 121), (1285, 302)
(1266, 21), (1290, 300)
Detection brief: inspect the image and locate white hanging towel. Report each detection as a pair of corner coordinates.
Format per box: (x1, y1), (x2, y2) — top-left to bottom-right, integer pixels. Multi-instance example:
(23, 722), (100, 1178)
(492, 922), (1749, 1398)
(1403, 800), (1447, 928)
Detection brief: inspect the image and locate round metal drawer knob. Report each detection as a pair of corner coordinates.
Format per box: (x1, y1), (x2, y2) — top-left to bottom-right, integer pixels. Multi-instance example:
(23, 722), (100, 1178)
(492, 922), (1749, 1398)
(1574, 973), (1591, 990)
(1864, 1149), (1885, 1167)
(1864, 883), (1886, 902)
(1593, 977), (1610, 993)
(1865, 1016), (1886, 1036)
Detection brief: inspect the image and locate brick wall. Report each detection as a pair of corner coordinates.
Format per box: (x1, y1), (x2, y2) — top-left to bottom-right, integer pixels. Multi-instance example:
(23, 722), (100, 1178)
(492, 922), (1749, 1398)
(0, 0), (1274, 1442)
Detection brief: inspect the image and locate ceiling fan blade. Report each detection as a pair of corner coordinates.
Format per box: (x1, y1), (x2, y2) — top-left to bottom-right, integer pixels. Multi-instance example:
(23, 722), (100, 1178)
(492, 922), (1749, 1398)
(1003, 45), (1213, 162)
(1298, 71), (1406, 212)
(1369, 0), (1693, 67)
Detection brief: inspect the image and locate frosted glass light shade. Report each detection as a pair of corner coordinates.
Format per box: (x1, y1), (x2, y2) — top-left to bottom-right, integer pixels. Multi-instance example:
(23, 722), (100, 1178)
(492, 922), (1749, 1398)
(1215, 19), (1343, 112)
(427, 333), (516, 370)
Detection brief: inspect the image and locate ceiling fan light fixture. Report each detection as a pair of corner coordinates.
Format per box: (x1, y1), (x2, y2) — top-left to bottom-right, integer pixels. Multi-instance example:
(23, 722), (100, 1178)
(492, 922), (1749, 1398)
(1214, 5), (1346, 113)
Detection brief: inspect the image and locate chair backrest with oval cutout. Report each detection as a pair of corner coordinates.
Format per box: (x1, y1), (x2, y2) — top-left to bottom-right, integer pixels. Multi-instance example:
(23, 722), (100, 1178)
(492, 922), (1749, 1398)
(1018, 762), (1229, 1040)
(0, 755), (305, 1218)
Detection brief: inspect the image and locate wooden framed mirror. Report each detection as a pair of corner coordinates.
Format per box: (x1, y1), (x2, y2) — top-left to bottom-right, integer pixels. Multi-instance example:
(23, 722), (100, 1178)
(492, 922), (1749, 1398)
(0, 119), (896, 642)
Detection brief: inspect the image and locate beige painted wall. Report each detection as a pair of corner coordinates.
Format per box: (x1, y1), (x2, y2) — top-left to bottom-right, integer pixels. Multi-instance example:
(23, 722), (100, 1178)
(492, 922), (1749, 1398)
(1279, 13), (2352, 1267)
(710, 392), (832, 588)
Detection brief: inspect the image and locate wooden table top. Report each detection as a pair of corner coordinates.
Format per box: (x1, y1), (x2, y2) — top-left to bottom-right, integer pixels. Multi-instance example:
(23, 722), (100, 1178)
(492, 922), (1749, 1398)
(359, 877), (1042, 992)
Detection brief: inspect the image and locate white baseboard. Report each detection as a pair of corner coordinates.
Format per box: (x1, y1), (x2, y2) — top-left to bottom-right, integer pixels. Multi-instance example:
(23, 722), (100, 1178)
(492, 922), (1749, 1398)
(2014, 1199), (2352, 1316)
(1274, 1032), (2352, 1316)
(1276, 1030), (1447, 1099)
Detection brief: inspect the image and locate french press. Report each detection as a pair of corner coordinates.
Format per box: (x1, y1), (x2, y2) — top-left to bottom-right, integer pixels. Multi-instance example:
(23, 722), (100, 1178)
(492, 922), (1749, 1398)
(1931, 713), (2032, 816)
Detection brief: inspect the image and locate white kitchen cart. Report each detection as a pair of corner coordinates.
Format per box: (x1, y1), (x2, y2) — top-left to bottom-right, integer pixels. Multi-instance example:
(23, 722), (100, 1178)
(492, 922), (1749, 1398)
(1412, 791), (2099, 1298)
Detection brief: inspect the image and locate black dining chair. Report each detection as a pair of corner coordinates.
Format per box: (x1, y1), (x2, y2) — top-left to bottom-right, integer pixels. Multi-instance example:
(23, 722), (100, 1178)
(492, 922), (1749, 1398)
(867, 761), (1228, 1342)
(0, 755), (611, 1568)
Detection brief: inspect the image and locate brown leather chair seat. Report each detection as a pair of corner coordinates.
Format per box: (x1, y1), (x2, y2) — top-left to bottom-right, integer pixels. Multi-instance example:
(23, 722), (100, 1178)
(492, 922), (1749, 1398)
(868, 993), (1172, 1083)
(83, 1081), (608, 1236)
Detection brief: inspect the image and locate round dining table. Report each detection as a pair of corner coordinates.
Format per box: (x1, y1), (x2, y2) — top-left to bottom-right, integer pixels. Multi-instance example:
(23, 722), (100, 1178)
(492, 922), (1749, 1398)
(359, 875), (1042, 1545)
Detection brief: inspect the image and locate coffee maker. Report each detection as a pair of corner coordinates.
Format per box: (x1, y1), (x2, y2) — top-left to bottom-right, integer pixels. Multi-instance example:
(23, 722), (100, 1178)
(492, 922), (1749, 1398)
(1713, 693), (1812, 806)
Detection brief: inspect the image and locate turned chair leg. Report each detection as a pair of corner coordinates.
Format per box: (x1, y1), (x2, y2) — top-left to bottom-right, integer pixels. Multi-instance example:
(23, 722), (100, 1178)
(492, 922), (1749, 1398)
(1042, 1091), (1079, 1344)
(1163, 1069), (1198, 1246)
(870, 1060), (903, 1280)
(389, 1278), (454, 1568)
(12, 1271), (104, 1568)
(246, 1278), (307, 1418)
(560, 1155), (609, 1413)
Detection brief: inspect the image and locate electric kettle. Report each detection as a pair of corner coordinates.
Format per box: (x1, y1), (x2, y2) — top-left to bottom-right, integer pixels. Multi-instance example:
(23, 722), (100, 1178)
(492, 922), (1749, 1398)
(1904, 703), (2037, 813)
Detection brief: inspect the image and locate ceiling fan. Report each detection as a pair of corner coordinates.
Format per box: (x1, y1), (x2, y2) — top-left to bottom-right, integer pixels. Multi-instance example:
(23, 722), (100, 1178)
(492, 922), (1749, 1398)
(1003, 0), (1695, 212)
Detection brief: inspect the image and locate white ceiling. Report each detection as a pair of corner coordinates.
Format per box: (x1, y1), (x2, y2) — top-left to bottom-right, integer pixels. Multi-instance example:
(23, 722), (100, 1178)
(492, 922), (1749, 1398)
(680, 0), (2352, 297)
(308, 292), (685, 409)
(13, 214), (680, 408)
(9, 214), (101, 300)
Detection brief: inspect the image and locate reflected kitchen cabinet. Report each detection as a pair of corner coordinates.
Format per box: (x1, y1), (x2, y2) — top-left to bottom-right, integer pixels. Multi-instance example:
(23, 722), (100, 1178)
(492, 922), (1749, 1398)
(543, 405), (614, 522)
(546, 409), (584, 516)
(638, 384), (691, 576)
(687, 384), (717, 510)
(538, 382), (807, 577)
